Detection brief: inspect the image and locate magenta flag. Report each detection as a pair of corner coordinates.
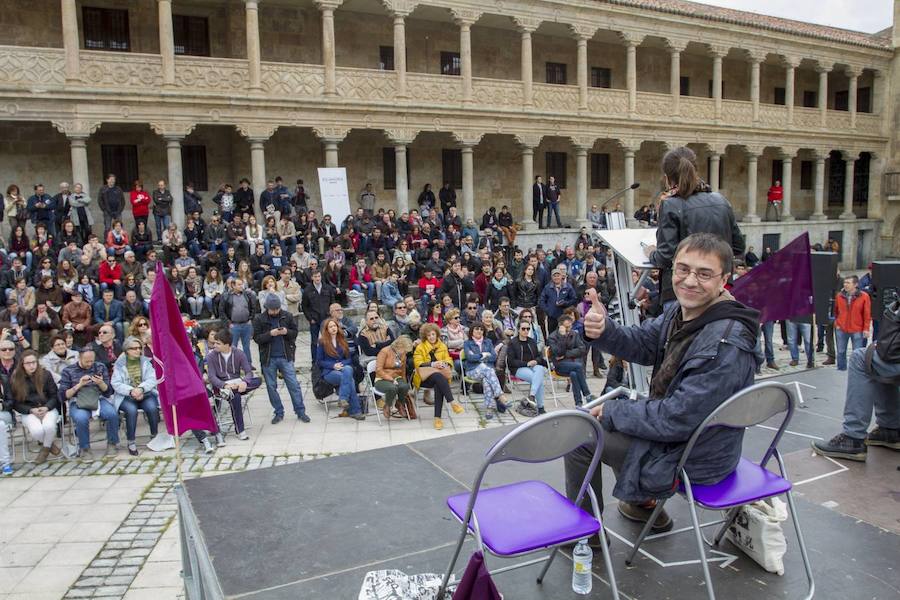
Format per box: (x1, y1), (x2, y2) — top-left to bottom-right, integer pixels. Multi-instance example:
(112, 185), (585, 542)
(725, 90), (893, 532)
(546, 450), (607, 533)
(149, 263), (217, 435)
(732, 232), (814, 323)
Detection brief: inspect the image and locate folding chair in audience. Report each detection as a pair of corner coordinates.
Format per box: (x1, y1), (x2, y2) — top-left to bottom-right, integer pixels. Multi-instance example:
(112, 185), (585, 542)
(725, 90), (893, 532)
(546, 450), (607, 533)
(542, 348), (565, 408)
(438, 410), (619, 599)
(624, 381), (814, 600)
(17, 412), (65, 463)
(362, 361), (385, 425)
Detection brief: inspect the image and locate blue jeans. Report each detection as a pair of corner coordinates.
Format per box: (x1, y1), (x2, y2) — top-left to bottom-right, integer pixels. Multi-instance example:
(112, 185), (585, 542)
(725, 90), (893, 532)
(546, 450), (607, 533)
(154, 213), (172, 241)
(324, 368), (362, 415)
(760, 321), (775, 363)
(842, 347), (900, 439)
(70, 398), (119, 449)
(787, 321), (813, 364)
(515, 365), (547, 408)
(353, 282), (375, 301)
(229, 322), (253, 368)
(835, 329), (866, 371)
(546, 201), (562, 228)
(262, 357), (306, 418)
(554, 360), (591, 405)
(118, 394), (160, 442)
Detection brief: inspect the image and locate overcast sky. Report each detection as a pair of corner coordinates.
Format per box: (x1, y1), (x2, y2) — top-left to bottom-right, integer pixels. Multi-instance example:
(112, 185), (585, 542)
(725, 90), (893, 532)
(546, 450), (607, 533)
(692, 0), (892, 33)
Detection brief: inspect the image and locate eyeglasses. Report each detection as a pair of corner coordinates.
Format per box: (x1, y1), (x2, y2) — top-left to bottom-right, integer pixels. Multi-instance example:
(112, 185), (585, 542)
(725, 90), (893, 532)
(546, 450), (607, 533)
(0, 347), (15, 352)
(519, 327), (530, 331)
(451, 316), (460, 320)
(127, 346), (142, 351)
(673, 264), (722, 283)
(466, 306), (477, 310)
(22, 360), (37, 366)
(138, 323), (149, 328)
(100, 330), (113, 335)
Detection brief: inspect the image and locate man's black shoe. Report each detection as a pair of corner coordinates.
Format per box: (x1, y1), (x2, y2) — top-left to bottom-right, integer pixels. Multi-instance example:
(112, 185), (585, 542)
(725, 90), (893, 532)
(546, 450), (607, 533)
(806, 361), (814, 369)
(298, 413), (311, 423)
(811, 433), (867, 462)
(865, 427), (900, 450)
(271, 414), (284, 425)
(617, 501), (673, 533)
(537, 406), (546, 415)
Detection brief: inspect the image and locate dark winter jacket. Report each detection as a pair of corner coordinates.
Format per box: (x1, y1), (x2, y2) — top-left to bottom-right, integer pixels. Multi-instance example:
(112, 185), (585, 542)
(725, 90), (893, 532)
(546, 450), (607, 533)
(252, 309), (298, 364)
(505, 336), (546, 371)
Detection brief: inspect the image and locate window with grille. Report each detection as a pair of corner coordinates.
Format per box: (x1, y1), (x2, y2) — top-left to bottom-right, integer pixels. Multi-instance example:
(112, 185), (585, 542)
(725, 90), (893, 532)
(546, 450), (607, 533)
(546, 62), (567, 85)
(101, 145), (139, 189)
(800, 160), (813, 190)
(382, 148), (411, 190)
(545, 152), (567, 188)
(441, 52), (460, 76)
(590, 154), (610, 189)
(83, 7), (130, 51)
(442, 149), (462, 189)
(379, 46), (394, 71)
(181, 146), (208, 192)
(590, 67), (611, 89)
(174, 15), (210, 57)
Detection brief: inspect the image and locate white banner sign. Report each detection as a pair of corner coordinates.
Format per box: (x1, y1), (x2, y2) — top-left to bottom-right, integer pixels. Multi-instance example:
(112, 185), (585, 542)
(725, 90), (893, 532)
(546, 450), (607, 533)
(317, 167), (351, 228)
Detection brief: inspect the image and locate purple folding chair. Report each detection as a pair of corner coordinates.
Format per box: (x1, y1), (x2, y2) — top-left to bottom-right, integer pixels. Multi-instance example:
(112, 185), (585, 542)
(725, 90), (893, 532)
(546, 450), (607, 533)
(624, 381), (815, 600)
(437, 410), (619, 599)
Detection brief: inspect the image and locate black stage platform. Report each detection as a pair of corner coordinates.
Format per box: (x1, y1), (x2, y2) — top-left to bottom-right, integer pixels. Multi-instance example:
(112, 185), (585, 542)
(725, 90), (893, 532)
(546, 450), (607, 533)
(180, 369), (900, 599)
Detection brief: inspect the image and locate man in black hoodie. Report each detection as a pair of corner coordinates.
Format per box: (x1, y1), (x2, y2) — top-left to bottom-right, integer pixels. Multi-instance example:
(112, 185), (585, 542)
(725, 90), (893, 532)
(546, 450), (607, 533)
(568, 233), (762, 538)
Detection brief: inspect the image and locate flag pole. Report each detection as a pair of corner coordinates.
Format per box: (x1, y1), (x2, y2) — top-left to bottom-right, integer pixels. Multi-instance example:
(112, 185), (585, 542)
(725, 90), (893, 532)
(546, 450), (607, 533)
(173, 404), (183, 483)
(811, 313), (817, 368)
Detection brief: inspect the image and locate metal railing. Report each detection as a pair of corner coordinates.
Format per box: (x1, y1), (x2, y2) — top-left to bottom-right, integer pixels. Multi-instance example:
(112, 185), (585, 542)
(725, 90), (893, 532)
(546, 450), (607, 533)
(177, 484), (225, 600)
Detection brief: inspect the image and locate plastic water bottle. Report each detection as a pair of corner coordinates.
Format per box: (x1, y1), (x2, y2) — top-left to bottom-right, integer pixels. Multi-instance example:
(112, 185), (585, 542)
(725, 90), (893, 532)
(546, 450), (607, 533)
(572, 538), (593, 595)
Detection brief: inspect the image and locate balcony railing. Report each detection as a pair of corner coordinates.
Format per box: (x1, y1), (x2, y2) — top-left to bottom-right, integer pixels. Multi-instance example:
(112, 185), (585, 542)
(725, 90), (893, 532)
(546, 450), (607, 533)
(0, 46), (883, 137)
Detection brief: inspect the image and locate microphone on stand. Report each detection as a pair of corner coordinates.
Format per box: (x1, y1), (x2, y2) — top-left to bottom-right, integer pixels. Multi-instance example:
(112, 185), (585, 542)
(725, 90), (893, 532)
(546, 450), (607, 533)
(601, 182), (640, 209)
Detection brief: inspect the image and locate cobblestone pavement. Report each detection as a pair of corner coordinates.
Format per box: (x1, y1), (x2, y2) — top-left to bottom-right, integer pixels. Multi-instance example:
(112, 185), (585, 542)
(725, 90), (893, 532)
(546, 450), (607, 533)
(1, 329), (828, 600)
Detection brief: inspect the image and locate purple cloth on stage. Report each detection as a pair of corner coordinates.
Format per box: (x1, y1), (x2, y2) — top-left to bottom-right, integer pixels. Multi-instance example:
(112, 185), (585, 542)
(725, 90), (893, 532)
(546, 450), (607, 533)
(453, 552), (501, 600)
(150, 262), (217, 435)
(732, 232), (814, 323)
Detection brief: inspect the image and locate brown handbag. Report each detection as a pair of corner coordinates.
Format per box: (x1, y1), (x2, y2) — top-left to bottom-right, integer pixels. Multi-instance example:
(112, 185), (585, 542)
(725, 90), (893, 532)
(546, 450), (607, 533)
(416, 365), (451, 382)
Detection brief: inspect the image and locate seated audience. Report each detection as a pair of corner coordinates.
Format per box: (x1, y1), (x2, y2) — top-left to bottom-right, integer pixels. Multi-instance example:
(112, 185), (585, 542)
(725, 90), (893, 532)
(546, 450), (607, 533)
(110, 336), (160, 456)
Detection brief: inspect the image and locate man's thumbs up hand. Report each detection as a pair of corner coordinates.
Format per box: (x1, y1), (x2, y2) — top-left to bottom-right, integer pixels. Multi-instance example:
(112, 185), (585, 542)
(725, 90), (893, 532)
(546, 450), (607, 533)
(583, 288), (607, 340)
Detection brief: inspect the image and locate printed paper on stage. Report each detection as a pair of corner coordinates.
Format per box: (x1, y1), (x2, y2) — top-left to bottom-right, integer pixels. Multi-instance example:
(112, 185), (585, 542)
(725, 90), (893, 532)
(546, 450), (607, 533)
(318, 167), (351, 227)
(594, 228), (657, 268)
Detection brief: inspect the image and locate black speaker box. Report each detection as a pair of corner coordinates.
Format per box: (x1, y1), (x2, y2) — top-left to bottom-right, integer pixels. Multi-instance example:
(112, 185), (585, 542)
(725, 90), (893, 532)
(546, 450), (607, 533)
(871, 261), (900, 316)
(808, 252), (840, 323)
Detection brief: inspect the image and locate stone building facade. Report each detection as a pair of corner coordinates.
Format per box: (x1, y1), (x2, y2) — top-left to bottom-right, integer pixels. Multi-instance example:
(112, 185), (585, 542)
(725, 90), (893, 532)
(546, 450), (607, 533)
(0, 0), (898, 268)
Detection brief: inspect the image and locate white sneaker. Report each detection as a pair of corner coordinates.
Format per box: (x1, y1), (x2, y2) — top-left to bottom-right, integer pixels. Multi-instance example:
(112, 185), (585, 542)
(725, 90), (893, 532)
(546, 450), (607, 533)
(215, 433), (226, 447)
(202, 438), (215, 454)
(237, 431), (250, 441)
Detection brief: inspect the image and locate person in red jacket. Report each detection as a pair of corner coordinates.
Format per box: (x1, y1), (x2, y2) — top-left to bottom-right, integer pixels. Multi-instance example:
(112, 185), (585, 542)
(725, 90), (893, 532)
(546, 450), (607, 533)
(349, 257), (375, 301)
(765, 180), (783, 222)
(833, 275), (872, 371)
(129, 179), (151, 230)
(98, 251), (123, 294)
(417, 267), (441, 312)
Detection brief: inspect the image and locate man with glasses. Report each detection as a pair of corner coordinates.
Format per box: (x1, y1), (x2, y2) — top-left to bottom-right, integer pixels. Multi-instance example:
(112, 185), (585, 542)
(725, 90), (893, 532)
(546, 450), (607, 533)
(60, 347), (118, 460)
(90, 325), (122, 378)
(460, 296), (483, 328)
(0, 341), (17, 474)
(358, 310), (394, 367)
(538, 267), (577, 333)
(92, 288), (124, 343)
(568, 233), (762, 536)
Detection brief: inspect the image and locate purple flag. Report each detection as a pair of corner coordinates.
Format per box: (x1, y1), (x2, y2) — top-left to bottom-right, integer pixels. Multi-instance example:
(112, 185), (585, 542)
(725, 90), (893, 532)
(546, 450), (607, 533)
(732, 232), (814, 323)
(149, 263), (217, 435)
(453, 552), (502, 600)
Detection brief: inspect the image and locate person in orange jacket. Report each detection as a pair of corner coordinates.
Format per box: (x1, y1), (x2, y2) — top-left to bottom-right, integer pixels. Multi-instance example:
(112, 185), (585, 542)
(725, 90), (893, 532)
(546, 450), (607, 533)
(833, 274), (871, 371)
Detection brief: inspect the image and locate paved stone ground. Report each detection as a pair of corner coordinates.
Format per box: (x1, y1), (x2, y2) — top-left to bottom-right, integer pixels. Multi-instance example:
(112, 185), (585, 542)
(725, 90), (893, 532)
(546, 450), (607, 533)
(0, 328), (827, 600)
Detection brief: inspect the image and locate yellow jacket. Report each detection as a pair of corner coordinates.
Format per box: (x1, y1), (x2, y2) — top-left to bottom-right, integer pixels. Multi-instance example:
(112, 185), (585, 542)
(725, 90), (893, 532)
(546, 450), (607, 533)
(412, 338), (452, 388)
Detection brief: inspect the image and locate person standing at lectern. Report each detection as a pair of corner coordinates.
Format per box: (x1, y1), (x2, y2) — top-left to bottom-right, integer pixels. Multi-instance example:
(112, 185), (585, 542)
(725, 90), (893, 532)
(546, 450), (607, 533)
(565, 233), (761, 534)
(642, 147), (744, 312)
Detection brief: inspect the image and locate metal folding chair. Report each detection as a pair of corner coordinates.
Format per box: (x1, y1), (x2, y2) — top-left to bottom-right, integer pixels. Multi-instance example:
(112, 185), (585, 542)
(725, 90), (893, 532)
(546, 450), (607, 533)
(543, 348), (566, 408)
(438, 410), (619, 599)
(363, 360), (385, 425)
(17, 412), (65, 463)
(458, 348), (517, 423)
(624, 381), (815, 600)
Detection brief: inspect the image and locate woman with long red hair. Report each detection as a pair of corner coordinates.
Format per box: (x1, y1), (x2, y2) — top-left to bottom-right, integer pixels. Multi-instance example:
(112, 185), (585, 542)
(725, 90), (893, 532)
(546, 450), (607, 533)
(315, 317), (365, 420)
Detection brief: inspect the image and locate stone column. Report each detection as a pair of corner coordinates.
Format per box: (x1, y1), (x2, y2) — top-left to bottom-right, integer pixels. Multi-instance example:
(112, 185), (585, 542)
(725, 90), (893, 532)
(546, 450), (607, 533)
(811, 151), (827, 221)
(461, 145), (475, 219)
(667, 41), (684, 117)
(709, 151), (721, 192)
(69, 136), (90, 197)
(847, 67), (860, 129)
(576, 36), (589, 111)
(394, 144), (409, 214)
(250, 139), (267, 194)
(316, 1), (341, 96)
(516, 21), (536, 106)
(624, 146), (637, 225)
(817, 63), (831, 127)
(574, 145), (590, 228)
(840, 151), (856, 219)
(780, 152), (795, 221)
(624, 36), (640, 115)
(165, 138), (186, 228)
(61, 0), (80, 82)
(454, 14), (477, 104)
(393, 13), (408, 98)
(519, 144), (536, 230)
(749, 53), (763, 124)
(784, 57), (798, 126)
(867, 152), (883, 220)
(158, 0), (176, 86)
(744, 151), (760, 222)
(323, 140), (340, 168)
(245, 0), (262, 90)
(710, 47), (725, 121)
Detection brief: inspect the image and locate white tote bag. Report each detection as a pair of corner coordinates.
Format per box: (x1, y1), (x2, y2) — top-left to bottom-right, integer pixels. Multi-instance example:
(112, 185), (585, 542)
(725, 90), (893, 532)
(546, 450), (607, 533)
(724, 498), (788, 575)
